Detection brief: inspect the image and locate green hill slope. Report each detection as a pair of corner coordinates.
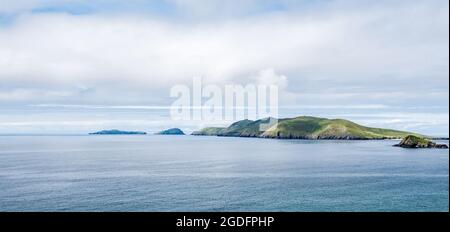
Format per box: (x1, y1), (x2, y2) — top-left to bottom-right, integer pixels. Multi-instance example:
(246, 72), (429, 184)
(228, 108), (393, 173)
(261, 116), (419, 139)
(191, 127), (226, 136)
(220, 118), (276, 137)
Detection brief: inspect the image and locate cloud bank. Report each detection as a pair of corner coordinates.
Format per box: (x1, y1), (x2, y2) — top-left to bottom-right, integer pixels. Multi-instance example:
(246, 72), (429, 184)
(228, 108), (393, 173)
(0, 0), (448, 135)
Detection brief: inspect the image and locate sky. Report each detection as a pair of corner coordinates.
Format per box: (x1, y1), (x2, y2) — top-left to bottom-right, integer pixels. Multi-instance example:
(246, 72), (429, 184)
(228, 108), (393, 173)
(0, 0), (449, 135)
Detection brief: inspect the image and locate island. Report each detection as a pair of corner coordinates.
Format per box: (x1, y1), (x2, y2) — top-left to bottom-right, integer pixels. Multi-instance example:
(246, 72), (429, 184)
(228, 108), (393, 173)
(156, 128), (185, 135)
(89, 129), (147, 135)
(192, 116), (423, 140)
(394, 135), (448, 149)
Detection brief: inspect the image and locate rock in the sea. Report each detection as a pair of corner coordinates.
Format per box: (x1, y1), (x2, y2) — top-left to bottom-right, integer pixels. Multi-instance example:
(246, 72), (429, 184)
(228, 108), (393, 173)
(394, 135), (448, 149)
(156, 128), (185, 135)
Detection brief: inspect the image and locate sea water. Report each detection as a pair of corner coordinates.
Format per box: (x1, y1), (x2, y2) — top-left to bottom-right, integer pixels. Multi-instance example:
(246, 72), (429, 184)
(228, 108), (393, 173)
(0, 135), (448, 212)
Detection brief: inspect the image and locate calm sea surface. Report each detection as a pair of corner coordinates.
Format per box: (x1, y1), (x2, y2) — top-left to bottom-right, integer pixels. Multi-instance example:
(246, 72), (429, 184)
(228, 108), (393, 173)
(0, 135), (448, 212)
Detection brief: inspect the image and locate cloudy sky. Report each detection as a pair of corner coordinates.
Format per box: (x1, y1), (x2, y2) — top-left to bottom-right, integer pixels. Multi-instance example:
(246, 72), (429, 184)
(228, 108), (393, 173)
(0, 0), (448, 135)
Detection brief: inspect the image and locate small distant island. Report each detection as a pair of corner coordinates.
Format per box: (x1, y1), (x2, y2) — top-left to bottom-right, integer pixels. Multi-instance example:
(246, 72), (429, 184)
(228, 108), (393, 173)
(89, 129), (147, 135)
(156, 128), (185, 135)
(394, 135), (448, 149)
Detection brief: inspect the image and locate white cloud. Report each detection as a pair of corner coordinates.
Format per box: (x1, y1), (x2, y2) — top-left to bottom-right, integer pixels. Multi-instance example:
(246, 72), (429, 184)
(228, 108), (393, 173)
(0, 0), (38, 13)
(166, 0), (265, 18)
(251, 68), (288, 89)
(0, 2), (447, 105)
(0, 88), (74, 101)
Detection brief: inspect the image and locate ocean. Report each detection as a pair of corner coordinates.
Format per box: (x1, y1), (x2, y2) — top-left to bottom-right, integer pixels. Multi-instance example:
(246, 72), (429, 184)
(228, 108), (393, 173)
(0, 135), (448, 212)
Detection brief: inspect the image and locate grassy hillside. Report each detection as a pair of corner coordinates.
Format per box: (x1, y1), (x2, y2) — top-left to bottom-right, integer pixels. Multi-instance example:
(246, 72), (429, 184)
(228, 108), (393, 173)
(191, 127), (226, 136)
(219, 118), (276, 137)
(261, 116), (419, 139)
(193, 116), (423, 140)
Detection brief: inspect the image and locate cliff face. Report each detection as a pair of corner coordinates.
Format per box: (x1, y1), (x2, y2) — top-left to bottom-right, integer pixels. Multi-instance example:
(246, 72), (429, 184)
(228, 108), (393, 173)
(192, 116), (423, 140)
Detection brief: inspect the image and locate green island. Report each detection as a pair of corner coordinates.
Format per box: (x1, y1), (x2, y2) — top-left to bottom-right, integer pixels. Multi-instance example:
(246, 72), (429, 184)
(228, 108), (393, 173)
(192, 116), (428, 140)
(156, 128), (185, 135)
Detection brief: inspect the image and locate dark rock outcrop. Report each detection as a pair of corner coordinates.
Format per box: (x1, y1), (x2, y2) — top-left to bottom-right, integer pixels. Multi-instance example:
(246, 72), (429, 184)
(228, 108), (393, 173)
(394, 135), (448, 149)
